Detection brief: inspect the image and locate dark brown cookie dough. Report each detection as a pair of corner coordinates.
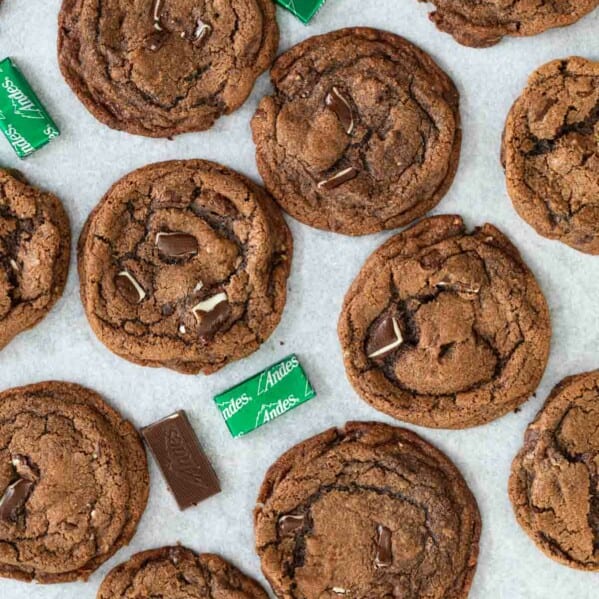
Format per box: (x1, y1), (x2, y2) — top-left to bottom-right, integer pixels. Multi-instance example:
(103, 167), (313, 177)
(0, 381), (149, 583)
(251, 27), (461, 235)
(78, 160), (292, 374)
(509, 371), (599, 571)
(419, 0), (599, 47)
(58, 0), (278, 137)
(0, 169), (70, 352)
(338, 215), (551, 429)
(98, 545), (269, 598)
(255, 422), (481, 599)
(502, 57), (599, 254)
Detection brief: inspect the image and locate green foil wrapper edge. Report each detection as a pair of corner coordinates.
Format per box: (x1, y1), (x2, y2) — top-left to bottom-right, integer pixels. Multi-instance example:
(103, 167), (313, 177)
(275, 0), (327, 23)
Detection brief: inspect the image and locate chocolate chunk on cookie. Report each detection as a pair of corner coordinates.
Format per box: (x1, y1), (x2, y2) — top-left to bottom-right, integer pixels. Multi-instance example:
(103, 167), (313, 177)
(509, 371), (599, 571)
(338, 215), (551, 428)
(98, 545), (268, 598)
(0, 169), (70, 351)
(502, 57), (599, 254)
(255, 422), (481, 598)
(78, 160), (292, 374)
(251, 27), (461, 235)
(419, 1), (599, 47)
(0, 382), (148, 583)
(58, 0), (279, 137)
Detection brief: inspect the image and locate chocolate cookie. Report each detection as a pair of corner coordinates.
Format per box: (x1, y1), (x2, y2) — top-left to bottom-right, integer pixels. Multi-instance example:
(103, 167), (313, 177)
(0, 381), (149, 583)
(0, 169), (70, 352)
(338, 215), (551, 429)
(502, 57), (599, 254)
(251, 27), (461, 235)
(509, 371), (599, 570)
(98, 545), (269, 598)
(419, 1), (599, 47)
(58, 0), (278, 137)
(255, 422), (481, 598)
(78, 160), (292, 374)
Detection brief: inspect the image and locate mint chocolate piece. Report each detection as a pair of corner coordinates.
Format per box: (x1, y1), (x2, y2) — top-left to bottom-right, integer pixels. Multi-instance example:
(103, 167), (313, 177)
(142, 411), (220, 510)
(0, 478), (34, 523)
(155, 231), (198, 258)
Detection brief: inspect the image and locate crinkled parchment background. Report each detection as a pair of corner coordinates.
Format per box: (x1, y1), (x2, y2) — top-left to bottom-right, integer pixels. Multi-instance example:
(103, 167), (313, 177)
(0, 1), (598, 597)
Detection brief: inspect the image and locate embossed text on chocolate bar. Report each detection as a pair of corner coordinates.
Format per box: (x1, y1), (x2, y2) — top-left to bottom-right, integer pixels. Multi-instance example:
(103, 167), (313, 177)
(142, 410), (220, 510)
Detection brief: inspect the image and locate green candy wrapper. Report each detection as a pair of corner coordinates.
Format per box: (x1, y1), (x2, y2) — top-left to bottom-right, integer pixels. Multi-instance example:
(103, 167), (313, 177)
(0, 58), (60, 158)
(275, 0), (326, 23)
(214, 354), (316, 437)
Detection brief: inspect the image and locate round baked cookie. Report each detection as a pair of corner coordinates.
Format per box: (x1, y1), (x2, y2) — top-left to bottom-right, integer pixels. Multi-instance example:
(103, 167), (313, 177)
(0, 169), (70, 352)
(338, 215), (551, 429)
(78, 160), (292, 374)
(98, 545), (269, 598)
(419, 0), (599, 47)
(0, 381), (149, 583)
(251, 27), (461, 235)
(509, 371), (599, 570)
(255, 422), (481, 599)
(58, 0), (278, 137)
(502, 57), (599, 254)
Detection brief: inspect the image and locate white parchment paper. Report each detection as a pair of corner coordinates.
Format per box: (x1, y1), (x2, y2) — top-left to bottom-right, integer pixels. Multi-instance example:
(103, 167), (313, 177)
(0, 1), (598, 597)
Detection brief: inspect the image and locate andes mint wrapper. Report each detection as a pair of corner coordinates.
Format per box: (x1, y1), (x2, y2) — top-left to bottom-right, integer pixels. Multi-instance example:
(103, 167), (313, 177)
(275, 0), (327, 23)
(214, 354), (316, 438)
(0, 58), (60, 158)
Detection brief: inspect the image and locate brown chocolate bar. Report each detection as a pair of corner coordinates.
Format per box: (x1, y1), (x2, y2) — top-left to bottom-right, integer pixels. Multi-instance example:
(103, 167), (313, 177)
(142, 410), (220, 510)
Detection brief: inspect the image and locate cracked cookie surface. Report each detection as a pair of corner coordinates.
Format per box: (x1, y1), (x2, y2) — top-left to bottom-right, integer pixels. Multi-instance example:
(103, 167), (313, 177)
(419, 0), (599, 47)
(0, 169), (70, 352)
(251, 27), (461, 235)
(255, 422), (481, 599)
(338, 215), (551, 429)
(78, 160), (292, 374)
(509, 370), (599, 571)
(0, 381), (148, 583)
(58, 0), (278, 137)
(98, 545), (269, 598)
(502, 57), (599, 254)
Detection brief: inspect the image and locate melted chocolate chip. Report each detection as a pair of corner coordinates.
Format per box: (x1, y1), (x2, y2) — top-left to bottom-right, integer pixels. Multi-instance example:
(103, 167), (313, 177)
(325, 87), (354, 135)
(155, 231), (198, 258)
(0, 478), (34, 523)
(115, 271), (146, 304)
(374, 525), (393, 568)
(197, 300), (231, 338)
(317, 167), (358, 190)
(366, 315), (403, 359)
(419, 249), (445, 270)
(145, 30), (168, 52)
(161, 304), (175, 316)
(278, 513), (305, 536)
